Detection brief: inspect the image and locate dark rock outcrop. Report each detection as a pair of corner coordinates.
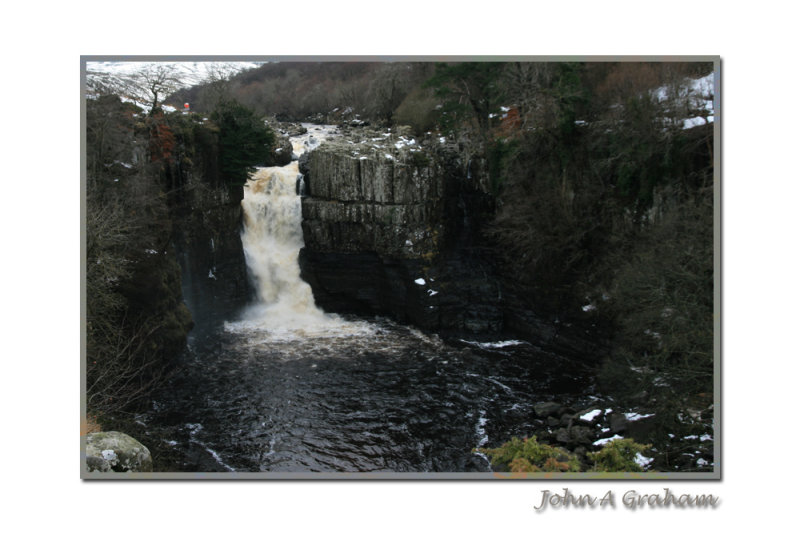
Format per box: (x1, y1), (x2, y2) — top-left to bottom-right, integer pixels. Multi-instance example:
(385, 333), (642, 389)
(166, 130), (250, 331)
(272, 135), (294, 166)
(298, 131), (504, 335)
(297, 128), (604, 352)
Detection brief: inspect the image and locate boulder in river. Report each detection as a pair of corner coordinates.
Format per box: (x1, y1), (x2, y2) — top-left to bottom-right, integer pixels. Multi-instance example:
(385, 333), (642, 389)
(272, 135), (294, 166)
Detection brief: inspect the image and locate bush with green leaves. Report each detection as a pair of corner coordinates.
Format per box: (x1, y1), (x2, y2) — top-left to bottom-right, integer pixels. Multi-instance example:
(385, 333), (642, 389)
(588, 438), (652, 472)
(479, 436), (580, 473)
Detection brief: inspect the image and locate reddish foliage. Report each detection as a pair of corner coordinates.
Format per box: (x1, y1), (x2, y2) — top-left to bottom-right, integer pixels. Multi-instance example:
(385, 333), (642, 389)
(496, 107), (522, 139)
(149, 119), (175, 162)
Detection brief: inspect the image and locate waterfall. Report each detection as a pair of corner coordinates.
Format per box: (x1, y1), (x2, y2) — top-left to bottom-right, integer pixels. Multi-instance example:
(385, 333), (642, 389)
(225, 125), (371, 340)
(241, 164), (323, 318)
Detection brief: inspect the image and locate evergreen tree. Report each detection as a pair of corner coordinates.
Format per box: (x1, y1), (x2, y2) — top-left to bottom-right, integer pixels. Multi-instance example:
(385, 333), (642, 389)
(211, 99), (275, 185)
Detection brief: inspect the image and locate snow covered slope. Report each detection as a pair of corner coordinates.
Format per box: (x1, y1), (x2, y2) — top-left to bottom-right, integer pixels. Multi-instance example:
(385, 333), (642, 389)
(85, 60), (263, 111)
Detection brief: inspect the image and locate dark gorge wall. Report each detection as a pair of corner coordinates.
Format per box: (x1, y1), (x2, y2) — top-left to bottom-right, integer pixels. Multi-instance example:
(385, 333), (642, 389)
(298, 132), (510, 337)
(296, 129), (606, 359)
(166, 122), (250, 331)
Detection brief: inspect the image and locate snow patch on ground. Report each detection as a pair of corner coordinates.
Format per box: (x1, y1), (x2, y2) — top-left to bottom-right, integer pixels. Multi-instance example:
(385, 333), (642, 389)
(652, 72), (715, 130)
(635, 452), (654, 468)
(86, 60), (263, 112)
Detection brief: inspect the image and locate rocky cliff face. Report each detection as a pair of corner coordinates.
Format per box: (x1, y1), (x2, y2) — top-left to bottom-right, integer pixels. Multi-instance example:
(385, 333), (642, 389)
(296, 127), (603, 356)
(298, 129), (505, 335)
(167, 134), (250, 331)
(300, 134), (444, 259)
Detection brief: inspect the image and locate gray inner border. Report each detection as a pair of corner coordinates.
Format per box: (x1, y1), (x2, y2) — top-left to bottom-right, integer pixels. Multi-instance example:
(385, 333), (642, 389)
(80, 55), (721, 481)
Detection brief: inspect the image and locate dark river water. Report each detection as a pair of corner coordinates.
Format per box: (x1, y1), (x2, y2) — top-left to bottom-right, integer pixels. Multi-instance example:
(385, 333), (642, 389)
(136, 125), (596, 473)
(140, 316), (595, 473)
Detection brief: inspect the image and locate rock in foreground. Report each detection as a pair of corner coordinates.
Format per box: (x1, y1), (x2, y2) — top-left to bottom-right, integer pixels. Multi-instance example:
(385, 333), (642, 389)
(85, 431), (152, 472)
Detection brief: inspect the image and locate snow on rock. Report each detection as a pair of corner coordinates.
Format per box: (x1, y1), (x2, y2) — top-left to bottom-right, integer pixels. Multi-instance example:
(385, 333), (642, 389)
(394, 137), (416, 149)
(593, 435), (623, 447)
(580, 409), (603, 422)
(625, 412), (655, 421)
(652, 72), (715, 129)
(635, 453), (654, 468)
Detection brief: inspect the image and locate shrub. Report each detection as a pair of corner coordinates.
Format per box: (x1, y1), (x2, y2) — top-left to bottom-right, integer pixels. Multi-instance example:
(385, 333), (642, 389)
(588, 438), (652, 472)
(479, 436), (580, 473)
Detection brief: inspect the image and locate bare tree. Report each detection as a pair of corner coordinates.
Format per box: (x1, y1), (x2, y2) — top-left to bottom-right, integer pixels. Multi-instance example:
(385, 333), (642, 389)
(502, 62), (554, 130)
(194, 62), (239, 111)
(122, 63), (183, 114)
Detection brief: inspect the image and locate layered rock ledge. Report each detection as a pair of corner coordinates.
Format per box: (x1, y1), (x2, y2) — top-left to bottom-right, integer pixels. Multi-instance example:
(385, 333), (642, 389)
(298, 129), (504, 334)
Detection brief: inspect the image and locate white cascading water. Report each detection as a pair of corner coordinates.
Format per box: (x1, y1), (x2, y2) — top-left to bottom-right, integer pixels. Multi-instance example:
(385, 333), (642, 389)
(225, 125), (372, 341)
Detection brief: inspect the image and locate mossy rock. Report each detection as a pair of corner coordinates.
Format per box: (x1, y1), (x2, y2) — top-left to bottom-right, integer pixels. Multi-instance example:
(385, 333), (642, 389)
(86, 431), (153, 472)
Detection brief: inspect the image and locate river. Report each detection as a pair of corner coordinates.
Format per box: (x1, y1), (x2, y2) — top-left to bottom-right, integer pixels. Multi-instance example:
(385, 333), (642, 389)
(138, 125), (596, 473)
